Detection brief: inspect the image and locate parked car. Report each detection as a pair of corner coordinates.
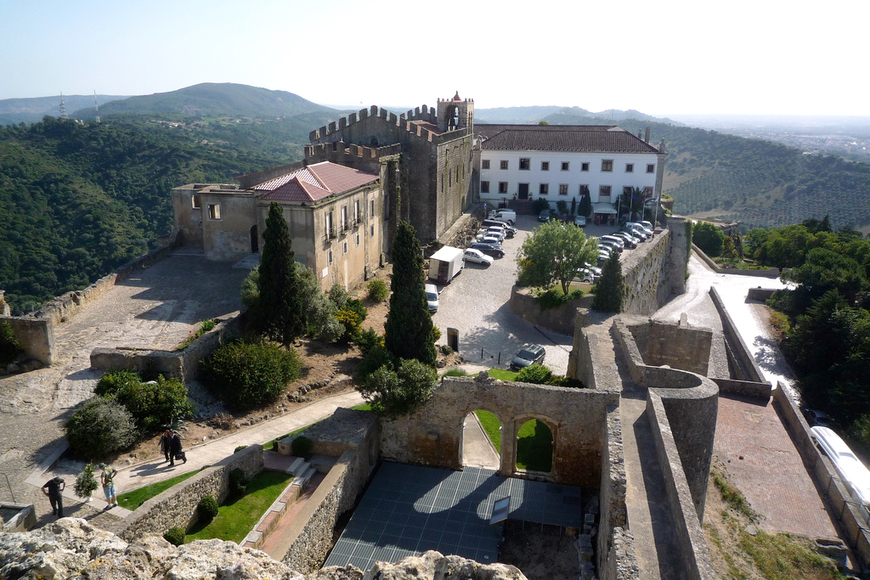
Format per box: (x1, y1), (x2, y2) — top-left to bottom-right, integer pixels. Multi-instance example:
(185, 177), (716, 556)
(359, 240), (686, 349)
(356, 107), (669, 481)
(577, 268), (598, 283)
(626, 222), (652, 240)
(488, 209), (517, 224)
(611, 231), (638, 249)
(463, 248), (494, 266)
(639, 220), (654, 231)
(812, 426), (870, 506)
(485, 226), (507, 240)
(510, 344), (546, 371)
(538, 209), (552, 222)
(470, 242), (505, 258)
(482, 219), (516, 236)
(425, 283), (439, 314)
(574, 215), (587, 227)
(475, 234), (502, 246)
(803, 408), (835, 428)
(599, 240), (622, 255)
(600, 235), (625, 252)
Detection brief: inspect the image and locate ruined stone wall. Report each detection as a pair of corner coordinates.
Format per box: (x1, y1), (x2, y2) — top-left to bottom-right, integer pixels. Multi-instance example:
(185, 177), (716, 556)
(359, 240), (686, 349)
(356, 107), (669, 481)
(509, 286), (594, 336)
(115, 445), (262, 541)
(379, 375), (619, 487)
(620, 229), (673, 315)
(629, 320), (712, 377)
(0, 316), (53, 365)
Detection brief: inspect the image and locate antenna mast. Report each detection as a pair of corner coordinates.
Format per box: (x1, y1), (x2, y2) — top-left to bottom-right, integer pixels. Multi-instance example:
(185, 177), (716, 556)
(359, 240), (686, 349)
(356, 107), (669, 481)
(59, 92), (68, 119)
(93, 90), (100, 123)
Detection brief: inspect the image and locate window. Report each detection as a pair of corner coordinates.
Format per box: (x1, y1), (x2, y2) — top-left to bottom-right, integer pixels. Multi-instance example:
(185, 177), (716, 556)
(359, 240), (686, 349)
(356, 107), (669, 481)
(519, 158), (530, 170)
(625, 163), (634, 173)
(601, 160), (613, 172)
(191, 195), (201, 209)
(343, 240), (348, 254)
(354, 200), (360, 223)
(579, 184), (590, 196)
(647, 163), (655, 173)
(370, 225), (374, 237)
(481, 181), (490, 193)
(623, 186), (633, 196)
(643, 186), (654, 197)
(370, 199), (375, 219)
(539, 183), (549, 195)
(561, 162), (569, 171)
(327, 249), (333, 265)
(340, 206), (348, 231)
(541, 161), (549, 171)
(325, 212), (333, 238)
(207, 203), (221, 220)
(599, 185), (612, 197)
(500, 160), (509, 170)
(581, 162), (589, 172)
(559, 184), (568, 195)
(498, 182), (508, 194)
(356, 233), (361, 246)
(482, 159), (491, 169)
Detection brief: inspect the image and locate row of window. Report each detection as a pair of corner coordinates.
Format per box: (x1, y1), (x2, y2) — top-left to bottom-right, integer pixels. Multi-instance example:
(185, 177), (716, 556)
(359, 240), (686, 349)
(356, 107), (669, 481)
(481, 182), (653, 197)
(482, 159), (655, 174)
(326, 229), (370, 265)
(325, 198), (376, 239)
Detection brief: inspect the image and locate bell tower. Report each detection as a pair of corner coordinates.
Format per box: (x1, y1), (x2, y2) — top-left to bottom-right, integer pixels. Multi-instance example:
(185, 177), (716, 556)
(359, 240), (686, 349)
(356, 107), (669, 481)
(437, 92), (474, 132)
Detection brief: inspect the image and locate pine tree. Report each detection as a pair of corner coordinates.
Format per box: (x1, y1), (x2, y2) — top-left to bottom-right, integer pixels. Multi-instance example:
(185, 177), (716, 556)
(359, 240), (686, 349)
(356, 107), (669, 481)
(592, 252), (624, 313)
(384, 221), (437, 366)
(257, 202), (304, 344)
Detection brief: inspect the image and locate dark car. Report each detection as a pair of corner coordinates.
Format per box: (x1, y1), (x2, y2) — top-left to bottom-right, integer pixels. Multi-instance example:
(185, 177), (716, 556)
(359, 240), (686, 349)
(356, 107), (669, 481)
(538, 209), (551, 222)
(510, 344), (546, 371)
(802, 408), (835, 428)
(470, 242), (505, 258)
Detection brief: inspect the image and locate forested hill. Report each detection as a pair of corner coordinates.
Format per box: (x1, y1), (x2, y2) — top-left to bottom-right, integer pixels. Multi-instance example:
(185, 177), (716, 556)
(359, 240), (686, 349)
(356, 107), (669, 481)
(544, 110), (870, 231)
(0, 116), (296, 313)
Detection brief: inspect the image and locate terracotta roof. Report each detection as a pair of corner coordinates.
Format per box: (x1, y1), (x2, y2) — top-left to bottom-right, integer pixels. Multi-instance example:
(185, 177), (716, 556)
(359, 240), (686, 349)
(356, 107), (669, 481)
(476, 124), (661, 154)
(256, 162), (378, 202)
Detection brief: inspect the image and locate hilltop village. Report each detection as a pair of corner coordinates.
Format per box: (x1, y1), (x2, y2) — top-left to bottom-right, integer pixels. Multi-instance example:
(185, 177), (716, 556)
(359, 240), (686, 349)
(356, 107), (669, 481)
(0, 94), (860, 580)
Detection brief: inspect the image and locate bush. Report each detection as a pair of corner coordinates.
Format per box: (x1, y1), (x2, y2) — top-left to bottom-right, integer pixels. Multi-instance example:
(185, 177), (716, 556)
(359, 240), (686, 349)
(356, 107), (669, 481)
(432, 325), (441, 342)
(354, 345), (396, 383)
(94, 369), (141, 398)
(693, 222), (726, 258)
(64, 397), (138, 460)
(439, 344), (453, 355)
(0, 322), (22, 366)
(115, 375), (194, 433)
(202, 340), (301, 411)
(367, 279), (389, 302)
(229, 468), (248, 496)
(531, 198), (550, 214)
(197, 494), (219, 522)
(516, 364), (553, 385)
(335, 308), (364, 344)
(354, 327), (383, 356)
(73, 463), (98, 499)
(291, 435), (313, 457)
(359, 358), (438, 417)
(163, 527), (186, 546)
(537, 288), (583, 310)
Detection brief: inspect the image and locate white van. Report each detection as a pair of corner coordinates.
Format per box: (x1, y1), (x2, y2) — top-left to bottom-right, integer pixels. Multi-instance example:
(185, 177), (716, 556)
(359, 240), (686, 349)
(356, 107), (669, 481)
(812, 426), (870, 506)
(488, 209), (516, 224)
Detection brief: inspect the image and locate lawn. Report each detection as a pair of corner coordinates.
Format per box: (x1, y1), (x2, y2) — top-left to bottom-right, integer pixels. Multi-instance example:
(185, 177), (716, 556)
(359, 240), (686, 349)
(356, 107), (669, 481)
(475, 410), (502, 452)
(185, 470), (293, 544)
(117, 468), (205, 511)
(516, 419), (553, 472)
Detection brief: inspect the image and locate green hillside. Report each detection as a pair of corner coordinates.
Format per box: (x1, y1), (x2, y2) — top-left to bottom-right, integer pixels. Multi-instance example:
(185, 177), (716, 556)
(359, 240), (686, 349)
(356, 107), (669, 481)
(73, 83), (335, 120)
(542, 110), (870, 231)
(0, 116), (293, 312)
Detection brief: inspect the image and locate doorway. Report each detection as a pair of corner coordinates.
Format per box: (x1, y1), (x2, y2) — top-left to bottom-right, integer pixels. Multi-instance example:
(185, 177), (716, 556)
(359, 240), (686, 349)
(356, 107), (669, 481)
(518, 183), (529, 200)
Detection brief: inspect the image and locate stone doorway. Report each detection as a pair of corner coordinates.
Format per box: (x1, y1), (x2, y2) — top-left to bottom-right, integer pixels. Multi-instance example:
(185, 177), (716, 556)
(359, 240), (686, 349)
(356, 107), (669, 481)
(462, 410), (500, 469)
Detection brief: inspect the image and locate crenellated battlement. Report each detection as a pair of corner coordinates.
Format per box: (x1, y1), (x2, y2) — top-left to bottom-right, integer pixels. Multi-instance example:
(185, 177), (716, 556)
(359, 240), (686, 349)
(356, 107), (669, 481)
(304, 141), (403, 171)
(309, 104), (442, 144)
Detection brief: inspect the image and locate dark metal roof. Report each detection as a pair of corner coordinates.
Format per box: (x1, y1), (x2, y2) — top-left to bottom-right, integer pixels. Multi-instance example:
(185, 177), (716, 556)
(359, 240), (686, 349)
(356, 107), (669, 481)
(477, 124), (661, 154)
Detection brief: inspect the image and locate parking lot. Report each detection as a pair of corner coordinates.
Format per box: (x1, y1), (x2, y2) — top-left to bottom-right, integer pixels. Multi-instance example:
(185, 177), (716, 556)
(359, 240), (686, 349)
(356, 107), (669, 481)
(431, 215), (629, 376)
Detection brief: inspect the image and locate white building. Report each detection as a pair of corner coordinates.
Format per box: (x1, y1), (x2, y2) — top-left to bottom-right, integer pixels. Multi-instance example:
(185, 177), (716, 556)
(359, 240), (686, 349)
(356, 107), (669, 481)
(476, 124), (666, 223)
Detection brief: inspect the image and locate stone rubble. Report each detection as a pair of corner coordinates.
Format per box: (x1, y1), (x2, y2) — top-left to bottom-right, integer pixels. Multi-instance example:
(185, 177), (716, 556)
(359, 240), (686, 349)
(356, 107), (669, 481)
(0, 518), (528, 580)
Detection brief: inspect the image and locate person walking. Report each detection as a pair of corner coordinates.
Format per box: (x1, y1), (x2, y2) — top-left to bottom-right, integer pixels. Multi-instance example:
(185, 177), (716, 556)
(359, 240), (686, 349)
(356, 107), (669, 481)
(169, 430), (185, 466)
(99, 463), (118, 509)
(41, 476), (65, 518)
(158, 430), (172, 462)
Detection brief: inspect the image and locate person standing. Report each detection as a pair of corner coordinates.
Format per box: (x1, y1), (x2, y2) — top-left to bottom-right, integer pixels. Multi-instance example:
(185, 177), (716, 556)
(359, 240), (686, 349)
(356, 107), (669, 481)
(158, 430), (172, 462)
(169, 431), (184, 466)
(41, 476), (65, 518)
(99, 463), (118, 508)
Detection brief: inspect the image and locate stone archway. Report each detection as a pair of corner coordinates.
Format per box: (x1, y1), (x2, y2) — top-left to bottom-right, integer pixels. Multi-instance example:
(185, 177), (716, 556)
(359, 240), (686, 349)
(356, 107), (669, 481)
(461, 409), (501, 469)
(513, 415), (556, 475)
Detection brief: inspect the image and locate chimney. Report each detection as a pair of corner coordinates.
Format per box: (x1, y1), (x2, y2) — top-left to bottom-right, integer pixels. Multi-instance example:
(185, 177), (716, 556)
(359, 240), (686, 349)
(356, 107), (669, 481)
(644, 127), (651, 143)
(637, 130), (643, 139)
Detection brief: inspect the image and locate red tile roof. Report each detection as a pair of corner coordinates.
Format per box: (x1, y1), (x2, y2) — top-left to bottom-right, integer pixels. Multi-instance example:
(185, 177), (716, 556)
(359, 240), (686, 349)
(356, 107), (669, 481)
(256, 162), (378, 202)
(476, 124), (661, 154)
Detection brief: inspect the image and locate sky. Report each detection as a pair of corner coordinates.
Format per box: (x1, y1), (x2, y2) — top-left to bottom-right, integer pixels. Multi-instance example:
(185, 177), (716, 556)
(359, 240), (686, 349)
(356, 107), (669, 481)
(1, 0), (867, 117)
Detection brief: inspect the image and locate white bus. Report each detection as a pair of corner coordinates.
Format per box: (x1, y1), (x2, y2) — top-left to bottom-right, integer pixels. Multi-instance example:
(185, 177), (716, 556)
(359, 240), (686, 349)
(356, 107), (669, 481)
(812, 426), (870, 511)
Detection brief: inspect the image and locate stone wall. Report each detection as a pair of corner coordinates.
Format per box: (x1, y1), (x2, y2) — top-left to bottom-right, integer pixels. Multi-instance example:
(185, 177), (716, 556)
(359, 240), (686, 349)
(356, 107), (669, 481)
(115, 445), (262, 541)
(692, 244), (780, 278)
(90, 314), (243, 381)
(0, 316), (53, 365)
(509, 287), (594, 336)
(708, 287), (766, 383)
(646, 393), (717, 580)
(628, 319), (712, 377)
(379, 375), (619, 487)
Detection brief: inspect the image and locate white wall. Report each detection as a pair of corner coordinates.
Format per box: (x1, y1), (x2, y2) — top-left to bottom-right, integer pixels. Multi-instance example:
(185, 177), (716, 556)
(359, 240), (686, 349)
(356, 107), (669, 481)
(479, 150), (658, 209)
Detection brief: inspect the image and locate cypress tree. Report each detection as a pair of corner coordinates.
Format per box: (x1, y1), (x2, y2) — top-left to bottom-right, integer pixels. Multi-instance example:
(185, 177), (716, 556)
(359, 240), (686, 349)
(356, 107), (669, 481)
(384, 221), (437, 366)
(258, 202), (304, 344)
(592, 252), (624, 313)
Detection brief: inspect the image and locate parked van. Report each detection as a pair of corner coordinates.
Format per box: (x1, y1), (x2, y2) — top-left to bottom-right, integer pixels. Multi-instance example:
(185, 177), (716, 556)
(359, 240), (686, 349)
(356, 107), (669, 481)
(489, 209), (516, 224)
(812, 426), (870, 506)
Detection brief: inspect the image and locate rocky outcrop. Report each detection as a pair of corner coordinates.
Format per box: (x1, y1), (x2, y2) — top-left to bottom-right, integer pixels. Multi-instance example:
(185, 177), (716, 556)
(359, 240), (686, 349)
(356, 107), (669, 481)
(0, 518), (527, 580)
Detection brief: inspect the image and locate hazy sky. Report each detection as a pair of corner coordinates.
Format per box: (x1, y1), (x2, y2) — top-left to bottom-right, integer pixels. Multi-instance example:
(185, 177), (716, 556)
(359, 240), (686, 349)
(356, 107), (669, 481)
(2, 0), (866, 116)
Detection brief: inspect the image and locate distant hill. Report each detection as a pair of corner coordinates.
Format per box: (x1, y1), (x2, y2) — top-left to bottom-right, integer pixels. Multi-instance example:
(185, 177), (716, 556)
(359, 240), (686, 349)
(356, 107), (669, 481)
(475, 105), (682, 126)
(0, 94), (126, 125)
(73, 83), (336, 120)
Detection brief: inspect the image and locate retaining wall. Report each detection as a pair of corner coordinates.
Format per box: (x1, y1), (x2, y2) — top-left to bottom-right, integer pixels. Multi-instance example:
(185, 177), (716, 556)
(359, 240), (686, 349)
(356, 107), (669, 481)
(771, 384), (870, 567)
(0, 317), (53, 365)
(708, 287), (766, 383)
(691, 244), (780, 278)
(509, 287), (593, 336)
(116, 444), (263, 542)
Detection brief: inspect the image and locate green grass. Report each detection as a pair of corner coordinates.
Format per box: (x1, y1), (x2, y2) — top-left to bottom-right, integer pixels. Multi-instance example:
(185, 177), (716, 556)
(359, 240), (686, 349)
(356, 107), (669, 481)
(474, 410), (502, 452)
(487, 368), (518, 381)
(185, 471), (293, 543)
(516, 419), (553, 472)
(117, 467), (206, 511)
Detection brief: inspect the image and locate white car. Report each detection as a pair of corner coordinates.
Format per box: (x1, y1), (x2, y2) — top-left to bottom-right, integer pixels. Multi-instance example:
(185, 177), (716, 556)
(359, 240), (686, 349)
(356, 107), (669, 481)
(463, 248), (494, 266)
(476, 234), (503, 246)
(425, 283), (439, 313)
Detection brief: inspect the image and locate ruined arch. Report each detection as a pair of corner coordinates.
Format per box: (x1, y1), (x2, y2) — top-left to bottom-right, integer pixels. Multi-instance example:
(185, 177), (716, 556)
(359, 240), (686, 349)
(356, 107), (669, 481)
(512, 414), (557, 475)
(461, 408), (503, 470)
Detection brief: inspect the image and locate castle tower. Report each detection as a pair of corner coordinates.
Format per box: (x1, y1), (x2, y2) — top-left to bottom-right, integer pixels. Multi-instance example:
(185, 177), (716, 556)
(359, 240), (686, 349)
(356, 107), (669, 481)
(436, 92), (474, 132)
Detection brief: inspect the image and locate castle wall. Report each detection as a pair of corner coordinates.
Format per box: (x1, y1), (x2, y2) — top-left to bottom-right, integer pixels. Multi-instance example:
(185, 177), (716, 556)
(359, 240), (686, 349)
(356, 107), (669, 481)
(629, 320), (712, 377)
(198, 190), (259, 262)
(379, 375), (618, 487)
(0, 316), (53, 365)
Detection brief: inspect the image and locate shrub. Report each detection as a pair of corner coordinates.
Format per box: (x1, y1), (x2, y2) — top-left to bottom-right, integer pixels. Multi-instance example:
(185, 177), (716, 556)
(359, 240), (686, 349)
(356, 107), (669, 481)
(233, 445), (248, 454)
(94, 369), (141, 397)
(229, 468), (248, 496)
(432, 325), (441, 342)
(115, 375), (194, 433)
(335, 308), (364, 344)
(164, 527), (186, 546)
(516, 364), (553, 385)
(537, 288), (583, 310)
(440, 344), (453, 355)
(354, 345), (396, 383)
(202, 340), (301, 411)
(64, 397), (138, 460)
(531, 198), (550, 214)
(291, 435), (313, 457)
(354, 327), (383, 356)
(197, 494), (219, 522)
(693, 222), (726, 257)
(359, 358), (438, 418)
(0, 322), (22, 366)
(367, 279), (389, 302)
(73, 463), (98, 499)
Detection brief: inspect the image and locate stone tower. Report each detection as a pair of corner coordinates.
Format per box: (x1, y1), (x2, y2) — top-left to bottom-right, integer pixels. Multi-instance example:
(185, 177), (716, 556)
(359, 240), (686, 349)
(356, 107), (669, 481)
(437, 92), (474, 132)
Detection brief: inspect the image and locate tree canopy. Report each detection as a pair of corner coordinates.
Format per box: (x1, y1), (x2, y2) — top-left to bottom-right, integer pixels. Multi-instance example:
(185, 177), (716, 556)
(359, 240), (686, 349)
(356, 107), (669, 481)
(517, 220), (599, 294)
(591, 252), (624, 313)
(257, 202), (305, 344)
